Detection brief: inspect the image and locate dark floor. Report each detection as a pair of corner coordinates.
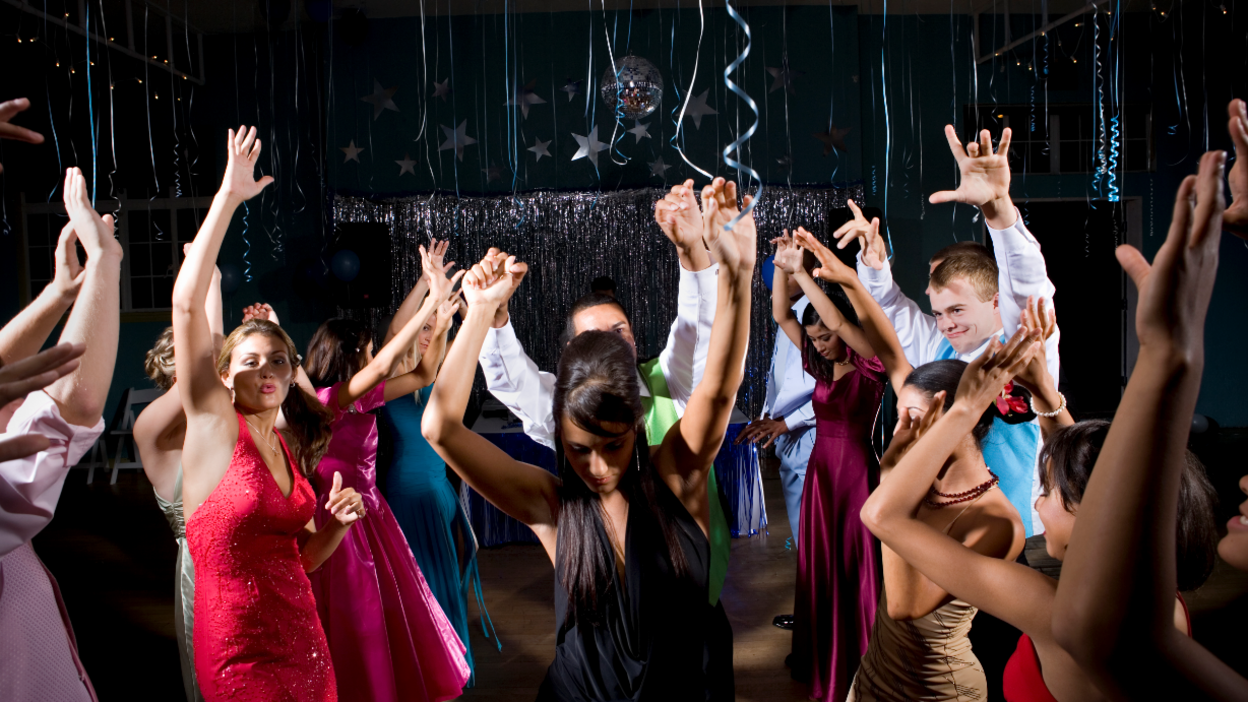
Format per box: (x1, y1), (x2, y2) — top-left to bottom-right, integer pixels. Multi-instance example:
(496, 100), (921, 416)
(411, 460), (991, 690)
(30, 450), (1248, 701)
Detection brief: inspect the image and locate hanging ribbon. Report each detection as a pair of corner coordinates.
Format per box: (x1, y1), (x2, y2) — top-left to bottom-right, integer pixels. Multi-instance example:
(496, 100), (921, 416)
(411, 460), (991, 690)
(721, 0), (761, 230)
(670, 0), (714, 180)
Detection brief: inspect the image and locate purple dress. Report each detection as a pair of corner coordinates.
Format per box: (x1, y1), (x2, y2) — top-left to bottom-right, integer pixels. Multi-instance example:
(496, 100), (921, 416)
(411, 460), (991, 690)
(310, 382), (470, 702)
(790, 346), (885, 702)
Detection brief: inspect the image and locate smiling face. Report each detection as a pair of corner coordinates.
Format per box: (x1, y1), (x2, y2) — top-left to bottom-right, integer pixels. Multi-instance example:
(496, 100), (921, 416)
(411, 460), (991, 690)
(1218, 474), (1248, 572)
(559, 416), (637, 496)
(1035, 460), (1079, 561)
(222, 333), (294, 412)
(804, 321), (845, 362)
(928, 277), (1001, 354)
(572, 305), (635, 353)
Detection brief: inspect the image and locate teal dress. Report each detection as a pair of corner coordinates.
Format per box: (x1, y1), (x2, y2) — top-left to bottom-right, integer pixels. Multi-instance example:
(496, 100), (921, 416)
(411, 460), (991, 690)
(382, 386), (492, 685)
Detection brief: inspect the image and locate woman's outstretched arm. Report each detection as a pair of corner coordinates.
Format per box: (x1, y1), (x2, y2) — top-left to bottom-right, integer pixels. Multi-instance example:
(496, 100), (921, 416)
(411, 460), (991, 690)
(422, 253), (560, 538)
(660, 180), (755, 505)
(783, 227), (877, 359)
(796, 228), (911, 393)
(1052, 152), (1248, 701)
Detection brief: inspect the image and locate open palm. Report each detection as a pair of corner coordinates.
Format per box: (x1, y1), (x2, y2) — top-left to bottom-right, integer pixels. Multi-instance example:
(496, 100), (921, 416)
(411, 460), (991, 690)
(930, 126), (1012, 208)
(654, 179), (705, 251)
(222, 126), (274, 201)
(1224, 99), (1248, 238)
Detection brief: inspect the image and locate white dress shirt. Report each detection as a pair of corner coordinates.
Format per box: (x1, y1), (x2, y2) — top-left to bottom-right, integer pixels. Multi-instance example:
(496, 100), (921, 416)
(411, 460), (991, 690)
(760, 296), (816, 433)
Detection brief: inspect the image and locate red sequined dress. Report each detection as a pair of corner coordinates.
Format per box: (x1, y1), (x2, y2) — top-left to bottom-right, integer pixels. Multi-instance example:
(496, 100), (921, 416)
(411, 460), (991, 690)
(186, 413), (337, 702)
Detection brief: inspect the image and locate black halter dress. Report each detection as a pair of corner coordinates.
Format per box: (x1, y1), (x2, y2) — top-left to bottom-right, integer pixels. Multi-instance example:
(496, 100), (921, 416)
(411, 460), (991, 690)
(536, 475), (734, 701)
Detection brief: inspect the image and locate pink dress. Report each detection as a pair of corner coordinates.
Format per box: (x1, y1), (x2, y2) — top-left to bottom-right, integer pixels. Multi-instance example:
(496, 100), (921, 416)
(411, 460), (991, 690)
(311, 382), (470, 702)
(186, 413), (336, 702)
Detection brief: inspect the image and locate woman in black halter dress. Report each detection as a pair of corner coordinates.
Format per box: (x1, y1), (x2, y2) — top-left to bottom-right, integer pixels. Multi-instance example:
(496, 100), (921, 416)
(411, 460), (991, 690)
(421, 181), (755, 701)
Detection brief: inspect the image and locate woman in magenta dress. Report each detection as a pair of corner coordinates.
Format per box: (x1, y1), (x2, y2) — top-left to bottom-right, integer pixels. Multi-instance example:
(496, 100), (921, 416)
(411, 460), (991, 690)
(174, 127), (365, 702)
(772, 230), (885, 701)
(302, 254), (470, 702)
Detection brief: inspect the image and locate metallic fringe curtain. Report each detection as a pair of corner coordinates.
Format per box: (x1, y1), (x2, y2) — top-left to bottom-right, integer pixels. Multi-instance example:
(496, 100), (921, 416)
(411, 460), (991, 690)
(332, 183), (864, 420)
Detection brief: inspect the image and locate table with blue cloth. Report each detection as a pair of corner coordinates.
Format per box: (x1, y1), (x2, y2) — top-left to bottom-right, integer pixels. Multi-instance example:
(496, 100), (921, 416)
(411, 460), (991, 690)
(464, 408), (768, 547)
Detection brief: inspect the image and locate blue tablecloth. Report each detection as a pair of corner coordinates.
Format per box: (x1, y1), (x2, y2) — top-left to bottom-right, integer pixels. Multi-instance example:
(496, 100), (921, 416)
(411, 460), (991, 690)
(463, 424), (767, 547)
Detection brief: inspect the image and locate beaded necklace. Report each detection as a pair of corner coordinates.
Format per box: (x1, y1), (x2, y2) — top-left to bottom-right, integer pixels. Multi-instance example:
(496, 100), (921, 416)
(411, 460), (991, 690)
(924, 470), (1000, 509)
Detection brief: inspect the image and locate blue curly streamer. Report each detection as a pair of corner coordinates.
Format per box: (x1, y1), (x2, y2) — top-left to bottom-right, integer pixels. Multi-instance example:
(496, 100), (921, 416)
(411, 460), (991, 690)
(241, 201), (253, 283)
(1108, 117), (1120, 202)
(721, 0), (762, 230)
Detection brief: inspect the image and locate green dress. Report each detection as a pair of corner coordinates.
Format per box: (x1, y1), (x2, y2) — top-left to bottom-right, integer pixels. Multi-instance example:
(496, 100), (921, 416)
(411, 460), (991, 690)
(153, 466), (203, 702)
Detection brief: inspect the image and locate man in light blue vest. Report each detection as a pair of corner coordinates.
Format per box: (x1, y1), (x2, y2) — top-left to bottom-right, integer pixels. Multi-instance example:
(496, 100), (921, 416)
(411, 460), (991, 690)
(838, 126), (1060, 537)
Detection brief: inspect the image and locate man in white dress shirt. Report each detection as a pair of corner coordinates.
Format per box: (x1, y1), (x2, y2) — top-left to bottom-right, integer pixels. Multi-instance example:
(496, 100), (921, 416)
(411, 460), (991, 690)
(838, 126), (1061, 538)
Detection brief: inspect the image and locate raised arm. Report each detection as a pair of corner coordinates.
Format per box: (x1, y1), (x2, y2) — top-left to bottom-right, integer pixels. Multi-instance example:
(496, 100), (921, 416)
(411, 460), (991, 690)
(408, 297), (456, 389)
(861, 330), (1048, 634)
(0, 97), (44, 175)
(384, 237), (445, 347)
(422, 255), (560, 542)
(0, 224), (83, 366)
(660, 180), (755, 505)
(797, 229), (911, 393)
(45, 168), (122, 427)
(787, 227), (876, 359)
(1052, 152), (1248, 701)
(1013, 296), (1074, 437)
(769, 234), (805, 350)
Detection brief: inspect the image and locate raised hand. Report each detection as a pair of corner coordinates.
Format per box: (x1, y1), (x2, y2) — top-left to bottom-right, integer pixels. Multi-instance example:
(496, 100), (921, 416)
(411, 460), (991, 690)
(929, 126), (1015, 227)
(326, 471), (365, 527)
(221, 126), (274, 201)
(880, 391), (945, 471)
(1013, 296), (1057, 395)
(701, 178), (740, 238)
(62, 167), (119, 259)
(421, 237), (454, 278)
(655, 178), (707, 247)
(434, 297), (458, 335)
(794, 227), (856, 285)
(953, 327), (1041, 414)
(0, 342), (85, 408)
(1117, 151), (1224, 357)
(241, 302), (278, 325)
(51, 224), (85, 304)
(0, 97), (44, 175)
(1224, 100), (1248, 238)
(703, 183), (756, 276)
(770, 230), (805, 275)
(832, 199), (887, 270)
(464, 254), (525, 310)
(420, 242), (462, 303)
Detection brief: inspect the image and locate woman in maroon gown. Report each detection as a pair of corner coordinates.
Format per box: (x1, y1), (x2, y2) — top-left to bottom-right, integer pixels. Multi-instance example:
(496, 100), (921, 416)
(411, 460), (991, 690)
(772, 230), (885, 702)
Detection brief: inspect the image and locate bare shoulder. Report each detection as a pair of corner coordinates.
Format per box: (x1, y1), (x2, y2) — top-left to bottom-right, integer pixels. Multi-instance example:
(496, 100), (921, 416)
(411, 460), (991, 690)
(953, 490), (1026, 560)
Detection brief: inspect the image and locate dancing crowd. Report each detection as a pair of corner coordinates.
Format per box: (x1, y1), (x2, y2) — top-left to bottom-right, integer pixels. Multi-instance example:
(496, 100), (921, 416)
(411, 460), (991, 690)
(1, 89), (1247, 702)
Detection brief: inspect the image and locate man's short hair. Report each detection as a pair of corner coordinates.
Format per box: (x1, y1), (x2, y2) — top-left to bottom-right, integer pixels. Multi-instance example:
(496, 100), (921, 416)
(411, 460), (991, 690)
(929, 252), (999, 302)
(561, 292), (630, 347)
(930, 240), (990, 266)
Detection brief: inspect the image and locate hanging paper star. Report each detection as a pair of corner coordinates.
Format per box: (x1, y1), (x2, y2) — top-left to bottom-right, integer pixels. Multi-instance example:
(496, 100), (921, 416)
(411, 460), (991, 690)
(627, 121), (651, 143)
(505, 79), (547, 119)
(395, 153), (417, 176)
(432, 78), (451, 102)
(649, 156), (672, 178)
(766, 65), (804, 95)
(438, 120), (477, 161)
(361, 79), (399, 120)
(683, 90), (718, 129)
(528, 137), (552, 162)
(814, 124), (852, 155)
(340, 140), (364, 163)
(571, 126), (610, 168)
(481, 163), (503, 183)
(560, 78), (583, 102)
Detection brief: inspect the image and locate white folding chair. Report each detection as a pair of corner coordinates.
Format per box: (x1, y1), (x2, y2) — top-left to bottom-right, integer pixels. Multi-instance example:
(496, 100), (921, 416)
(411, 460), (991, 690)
(86, 387), (164, 484)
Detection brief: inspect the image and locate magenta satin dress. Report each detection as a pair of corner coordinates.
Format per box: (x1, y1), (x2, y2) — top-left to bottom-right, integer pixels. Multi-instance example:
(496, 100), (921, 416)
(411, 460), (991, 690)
(790, 347), (885, 702)
(310, 382), (470, 702)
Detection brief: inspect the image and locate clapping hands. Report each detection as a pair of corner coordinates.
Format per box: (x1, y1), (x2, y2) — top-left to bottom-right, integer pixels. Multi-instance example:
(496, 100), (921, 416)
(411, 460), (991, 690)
(50, 224), (85, 305)
(1012, 296), (1057, 396)
(702, 179), (756, 276)
(62, 167), (119, 260)
(463, 250), (527, 310)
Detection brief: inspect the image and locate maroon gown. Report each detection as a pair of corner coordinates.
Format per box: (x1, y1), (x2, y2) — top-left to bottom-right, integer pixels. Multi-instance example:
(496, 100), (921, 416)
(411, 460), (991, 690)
(790, 345), (885, 702)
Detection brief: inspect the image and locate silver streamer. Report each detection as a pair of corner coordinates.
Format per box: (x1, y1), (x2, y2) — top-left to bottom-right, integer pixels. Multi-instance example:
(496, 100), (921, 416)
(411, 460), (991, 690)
(333, 183), (865, 419)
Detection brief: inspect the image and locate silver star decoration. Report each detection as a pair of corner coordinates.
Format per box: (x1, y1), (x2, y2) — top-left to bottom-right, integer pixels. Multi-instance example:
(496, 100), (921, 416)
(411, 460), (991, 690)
(682, 90), (718, 129)
(340, 140), (364, 163)
(528, 137), (552, 162)
(766, 65), (804, 95)
(560, 78), (583, 102)
(481, 163), (503, 183)
(571, 126), (611, 168)
(431, 78), (451, 102)
(627, 121), (651, 143)
(395, 153), (417, 176)
(360, 79), (399, 120)
(438, 120), (477, 162)
(649, 156), (672, 178)
(505, 79), (547, 119)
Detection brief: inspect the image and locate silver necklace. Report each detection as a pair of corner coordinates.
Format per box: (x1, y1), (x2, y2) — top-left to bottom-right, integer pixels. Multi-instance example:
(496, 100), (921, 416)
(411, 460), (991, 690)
(243, 417), (280, 455)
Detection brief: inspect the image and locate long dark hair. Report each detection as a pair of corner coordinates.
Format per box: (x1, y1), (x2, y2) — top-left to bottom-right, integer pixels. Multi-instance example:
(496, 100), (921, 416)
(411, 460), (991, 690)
(1040, 421), (1220, 591)
(800, 293), (857, 383)
(304, 318), (372, 387)
(217, 320), (334, 475)
(903, 360), (995, 446)
(552, 331), (688, 625)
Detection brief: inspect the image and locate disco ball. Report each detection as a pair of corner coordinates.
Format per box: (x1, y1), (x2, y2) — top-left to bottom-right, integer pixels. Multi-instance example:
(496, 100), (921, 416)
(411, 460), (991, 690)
(600, 56), (663, 120)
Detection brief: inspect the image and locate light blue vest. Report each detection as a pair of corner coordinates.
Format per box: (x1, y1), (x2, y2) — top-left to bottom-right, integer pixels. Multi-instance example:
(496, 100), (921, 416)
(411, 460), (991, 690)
(937, 339), (1039, 537)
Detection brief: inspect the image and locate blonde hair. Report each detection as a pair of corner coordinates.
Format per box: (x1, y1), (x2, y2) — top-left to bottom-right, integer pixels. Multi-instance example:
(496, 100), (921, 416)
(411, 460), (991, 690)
(145, 327), (176, 391)
(929, 253), (999, 303)
(218, 320), (334, 475)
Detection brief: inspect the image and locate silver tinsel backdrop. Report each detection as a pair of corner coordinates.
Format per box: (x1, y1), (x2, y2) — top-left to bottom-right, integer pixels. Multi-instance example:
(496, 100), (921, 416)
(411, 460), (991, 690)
(332, 184), (864, 420)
